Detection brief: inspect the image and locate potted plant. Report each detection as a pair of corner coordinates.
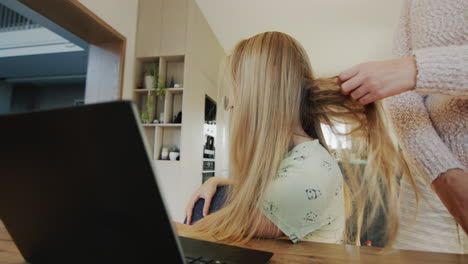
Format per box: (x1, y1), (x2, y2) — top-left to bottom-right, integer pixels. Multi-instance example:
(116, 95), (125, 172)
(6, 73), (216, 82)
(169, 145), (180, 161)
(147, 89), (156, 122)
(143, 66), (155, 90)
(141, 106), (150, 124)
(140, 90), (155, 124)
(144, 60), (165, 93)
(156, 80), (166, 96)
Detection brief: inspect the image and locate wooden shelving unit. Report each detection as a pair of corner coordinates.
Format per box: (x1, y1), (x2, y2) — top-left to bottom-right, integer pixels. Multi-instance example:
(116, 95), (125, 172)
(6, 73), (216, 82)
(134, 0), (227, 222)
(142, 123), (182, 127)
(133, 55), (185, 161)
(167, 88), (184, 93)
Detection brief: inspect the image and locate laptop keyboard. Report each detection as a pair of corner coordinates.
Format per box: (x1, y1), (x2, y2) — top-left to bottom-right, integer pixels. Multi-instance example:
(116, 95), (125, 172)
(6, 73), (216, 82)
(185, 256), (227, 264)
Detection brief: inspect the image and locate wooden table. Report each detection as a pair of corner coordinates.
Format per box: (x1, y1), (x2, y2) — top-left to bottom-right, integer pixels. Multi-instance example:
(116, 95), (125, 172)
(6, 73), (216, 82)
(175, 223), (468, 264)
(1, 221), (466, 263)
(0, 221), (22, 264)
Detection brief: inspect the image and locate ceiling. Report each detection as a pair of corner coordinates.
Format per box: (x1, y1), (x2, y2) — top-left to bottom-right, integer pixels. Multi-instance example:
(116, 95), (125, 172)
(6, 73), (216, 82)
(0, 0), (88, 84)
(195, 0), (403, 76)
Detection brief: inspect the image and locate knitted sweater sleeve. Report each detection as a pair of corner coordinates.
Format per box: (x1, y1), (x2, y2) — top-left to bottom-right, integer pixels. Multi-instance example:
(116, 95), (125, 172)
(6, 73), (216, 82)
(384, 0), (466, 181)
(385, 93), (465, 181)
(413, 45), (468, 96)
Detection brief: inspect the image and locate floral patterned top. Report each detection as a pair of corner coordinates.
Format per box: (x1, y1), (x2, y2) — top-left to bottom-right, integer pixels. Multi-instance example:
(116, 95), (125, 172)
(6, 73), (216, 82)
(261, 140), (345, 244)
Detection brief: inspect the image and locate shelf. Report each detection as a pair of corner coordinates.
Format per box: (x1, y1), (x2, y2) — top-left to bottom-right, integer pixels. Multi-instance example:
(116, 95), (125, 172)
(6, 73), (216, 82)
(203, 158), (215, 162)
(137, 55), (184, 61)
(134, 88), (156, 92)
(167, 88), (183, 93)
(134, 55), (184, 165)
(158, 123), (182, 127)
(136, 57), (160, 63)
(202, 170), (215, 173)
(154, 160), (182, 176)
(142, 123), (182, 127)
(133, 88), (183, 93)
(162, 55), (185, 62)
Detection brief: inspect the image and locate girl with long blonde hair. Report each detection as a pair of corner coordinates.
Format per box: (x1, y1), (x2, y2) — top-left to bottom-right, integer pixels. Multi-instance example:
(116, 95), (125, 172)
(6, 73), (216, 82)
(185, 31), (419, 247)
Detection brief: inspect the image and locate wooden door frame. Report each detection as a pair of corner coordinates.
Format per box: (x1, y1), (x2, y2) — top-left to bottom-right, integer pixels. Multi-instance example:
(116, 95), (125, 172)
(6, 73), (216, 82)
(18, 0), (126, 101)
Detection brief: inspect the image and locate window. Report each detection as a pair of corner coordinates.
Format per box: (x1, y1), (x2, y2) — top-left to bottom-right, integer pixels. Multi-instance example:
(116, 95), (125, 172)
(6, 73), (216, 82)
(321, 123), (351, 150)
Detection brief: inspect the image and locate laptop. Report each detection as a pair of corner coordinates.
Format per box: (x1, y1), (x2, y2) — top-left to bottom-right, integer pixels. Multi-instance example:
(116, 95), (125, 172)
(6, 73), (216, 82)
(0, 101), (273, 264)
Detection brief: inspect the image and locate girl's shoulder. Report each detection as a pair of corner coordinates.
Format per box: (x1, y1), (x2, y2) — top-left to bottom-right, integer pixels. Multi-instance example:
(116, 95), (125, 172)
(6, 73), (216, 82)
(280, 139), (339, 172)
(287, 139), (325, 159)
(277, 140), (343, 188)
(264, 140), (345, 244)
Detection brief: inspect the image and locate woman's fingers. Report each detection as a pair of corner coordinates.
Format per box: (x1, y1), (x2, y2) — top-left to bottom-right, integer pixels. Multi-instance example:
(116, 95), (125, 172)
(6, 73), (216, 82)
(339, 65), (360, 83)
(185, 204), (193, 225)
(185, 177), (222, 224)
(358, 93), (376, 105)
(350, 85), (369, 100)
(340, 57), (417, 101)
(202, 185), (217, 217)
(203, 195), (213, 217)
(185, 192), (200, 225)
(340, 71), (366, 95)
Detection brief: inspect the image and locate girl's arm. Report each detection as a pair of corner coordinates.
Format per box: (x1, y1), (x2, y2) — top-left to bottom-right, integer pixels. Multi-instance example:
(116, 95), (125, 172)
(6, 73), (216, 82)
(185, 176), (233, 224)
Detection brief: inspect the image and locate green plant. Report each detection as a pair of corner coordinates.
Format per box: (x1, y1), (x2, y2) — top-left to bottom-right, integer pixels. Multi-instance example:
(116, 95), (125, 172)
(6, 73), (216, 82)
(156, 81), (166, 96)
(141, 110), (149, 124)
(144, 60), (165, 92)
(147, 90), (155, 120)
(143, 68), (152, 76)
(141, 90), (155, 124)
(169, 145), (179, 153)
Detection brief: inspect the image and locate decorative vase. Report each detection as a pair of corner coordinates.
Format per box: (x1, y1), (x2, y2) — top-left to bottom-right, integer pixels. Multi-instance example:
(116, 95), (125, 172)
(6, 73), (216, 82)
(169, 152), (180, 161)
(144, 75), (153, 89)
(170, 76), (175, 88)
(160, 112), (165, 124)
(161, 147), (169, 160)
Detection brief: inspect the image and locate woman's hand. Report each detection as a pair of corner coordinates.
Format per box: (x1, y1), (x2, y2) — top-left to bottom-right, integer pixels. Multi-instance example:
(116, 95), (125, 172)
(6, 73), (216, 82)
(339, 56), (417, 105)
(184, 176), (233, 225)
(432, 169), (468, 234)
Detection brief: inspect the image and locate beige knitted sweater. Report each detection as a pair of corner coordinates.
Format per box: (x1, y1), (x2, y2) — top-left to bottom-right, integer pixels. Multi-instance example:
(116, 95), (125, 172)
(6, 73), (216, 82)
(385, 0), (467, 181)
(385, 0), (467, 254)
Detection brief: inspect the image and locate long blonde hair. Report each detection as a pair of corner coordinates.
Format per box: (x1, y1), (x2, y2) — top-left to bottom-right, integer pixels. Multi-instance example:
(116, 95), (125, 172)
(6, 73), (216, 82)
(190, 32), (419, 248)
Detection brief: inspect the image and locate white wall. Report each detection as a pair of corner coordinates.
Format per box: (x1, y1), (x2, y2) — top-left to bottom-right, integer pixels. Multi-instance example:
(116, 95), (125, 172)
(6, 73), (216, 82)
(196, 0), (403, 77)
(131, 0), (226, 222)
(195, 0), (405, 180)
(176, 0), (226, 222)
(77, 0), (139, 100)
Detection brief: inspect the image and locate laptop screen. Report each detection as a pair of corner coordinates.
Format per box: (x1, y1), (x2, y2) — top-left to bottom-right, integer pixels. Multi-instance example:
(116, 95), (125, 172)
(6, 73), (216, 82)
(0, 101), (185, 263)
